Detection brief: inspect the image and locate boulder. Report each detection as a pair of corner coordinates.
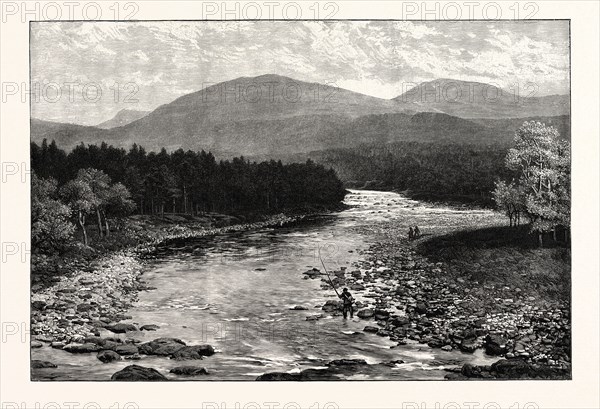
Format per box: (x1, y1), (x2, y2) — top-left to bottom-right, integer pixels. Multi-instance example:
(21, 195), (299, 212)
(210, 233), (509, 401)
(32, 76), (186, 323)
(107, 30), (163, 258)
(63, 343), (101, 353)
(138, 338), (186, 356)
(321, 300), (340, 312)
(110, 365), (167, 381)
(170, 345), (215, 360)
(97, 350), (121, 363)
(289, 306), (308, 311)
(105, 323), (138, 334)
(170, 366), (209, 376)
(390, 316), (410, 327)
(357, 308), (374, 319)
(327, 359), (368, 367)
(256, 372), (301, 381)
(459, 338), (479, 353)
(415, 302), (428, 315)
(31, 341), (43, 348)
(113, 344), (139, 356)
(31, 360), (57, 369)
(363, 326), (380, 334)
(140, 324), (160, 331)
(485, 334), (508, 356)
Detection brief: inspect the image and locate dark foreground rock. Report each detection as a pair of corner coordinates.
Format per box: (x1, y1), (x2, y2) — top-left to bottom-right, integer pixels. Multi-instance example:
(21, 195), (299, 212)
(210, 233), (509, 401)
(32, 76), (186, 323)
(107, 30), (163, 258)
(138, 338), (186, 356)
(170, 366), (209, 376)
(97, 350), (121, 363)
(105, 323), (138, 334)
(113, 344), (139, 356)
(31, 360), (57, 369)
(170, 345), (215, 360)
(257, 358), (378, 381)
(111, 365), (167, 381)
(446, 358), (571, 380)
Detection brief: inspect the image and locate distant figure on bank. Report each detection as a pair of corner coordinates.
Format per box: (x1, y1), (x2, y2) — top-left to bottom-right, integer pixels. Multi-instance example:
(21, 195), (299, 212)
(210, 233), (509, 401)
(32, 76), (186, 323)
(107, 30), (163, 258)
(414, 225), (421, 238)
(339, 288), (354, 319)
(408, 227), (414, 240)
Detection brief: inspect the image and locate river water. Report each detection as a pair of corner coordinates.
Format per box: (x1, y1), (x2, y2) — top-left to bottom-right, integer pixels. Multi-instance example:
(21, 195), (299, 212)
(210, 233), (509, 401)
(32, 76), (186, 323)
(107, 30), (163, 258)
(32, 190), (497, 381)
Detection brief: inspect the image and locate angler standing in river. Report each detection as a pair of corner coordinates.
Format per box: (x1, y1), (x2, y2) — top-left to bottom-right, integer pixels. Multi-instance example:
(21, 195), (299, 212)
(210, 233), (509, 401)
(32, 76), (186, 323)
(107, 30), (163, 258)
(339, 288), (354, 319)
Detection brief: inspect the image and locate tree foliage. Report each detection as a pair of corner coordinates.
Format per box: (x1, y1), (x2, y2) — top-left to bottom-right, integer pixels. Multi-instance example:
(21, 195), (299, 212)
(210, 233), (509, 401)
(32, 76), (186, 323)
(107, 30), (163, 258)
(32, 140), (346, 217)
(494, 121), (571, 244)
(31, 172), (75, 252)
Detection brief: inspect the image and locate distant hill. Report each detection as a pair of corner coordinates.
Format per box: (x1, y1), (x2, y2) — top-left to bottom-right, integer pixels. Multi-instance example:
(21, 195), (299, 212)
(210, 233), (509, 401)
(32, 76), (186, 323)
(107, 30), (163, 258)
(394, 79), (570, 119)
(30, 119), (104, 147)
(96, 109), (150, 129)
(30, 75), (570, 157)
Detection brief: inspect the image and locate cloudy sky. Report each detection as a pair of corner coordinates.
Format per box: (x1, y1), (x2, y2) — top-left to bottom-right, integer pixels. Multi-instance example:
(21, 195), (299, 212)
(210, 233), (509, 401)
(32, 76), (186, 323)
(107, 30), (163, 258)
(31, 20), (570, 125)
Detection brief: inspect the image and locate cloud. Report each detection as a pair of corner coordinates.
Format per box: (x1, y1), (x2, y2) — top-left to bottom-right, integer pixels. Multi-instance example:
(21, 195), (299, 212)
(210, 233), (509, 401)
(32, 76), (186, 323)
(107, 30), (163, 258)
(30, 21), (570, 125)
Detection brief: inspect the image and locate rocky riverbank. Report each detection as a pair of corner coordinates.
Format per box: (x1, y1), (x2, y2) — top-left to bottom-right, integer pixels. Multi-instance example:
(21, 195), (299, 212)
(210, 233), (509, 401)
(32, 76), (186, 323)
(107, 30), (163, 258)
(304, 224), (571, 380)
(30, 212), (314, 348)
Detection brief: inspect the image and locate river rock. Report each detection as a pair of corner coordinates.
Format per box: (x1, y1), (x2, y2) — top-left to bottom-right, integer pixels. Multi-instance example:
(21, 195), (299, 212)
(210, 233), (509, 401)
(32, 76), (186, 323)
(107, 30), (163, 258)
(363, 326), (379, 334)
(63, 343), (101, 353)
(327, 359), (368, 367)
(97, 350), (121, 363)
(289, 306), (308, 311)
(138, 338), (186, 356)
(105, 323), (138, 334)
(31, 360), (57, 369)
(256, 372), (301, 381)
(459, 338), (479, 353)
(321, 300), (340, 312)
(140, 324), (160, 331)
(170, 366), (209, 376)
(110, 365), (167, 381)
(485, 334), (508, 356)
(31, 341), (43, 348)
(357, 308), (374, 319)
(114, 344), (139, 356)
(170, 345), (215, 360)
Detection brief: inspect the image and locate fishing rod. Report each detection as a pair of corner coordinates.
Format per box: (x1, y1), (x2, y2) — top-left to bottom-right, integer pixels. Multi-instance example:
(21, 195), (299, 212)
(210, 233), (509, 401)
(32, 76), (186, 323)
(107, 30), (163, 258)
(319, 254), (340, 297)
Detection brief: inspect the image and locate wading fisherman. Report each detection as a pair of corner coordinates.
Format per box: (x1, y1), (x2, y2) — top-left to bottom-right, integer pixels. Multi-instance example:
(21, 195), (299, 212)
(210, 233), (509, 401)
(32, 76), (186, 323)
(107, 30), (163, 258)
(339, 288), (354, 319)
(414, 225), (421, 238)
(408, 226), (414, 240)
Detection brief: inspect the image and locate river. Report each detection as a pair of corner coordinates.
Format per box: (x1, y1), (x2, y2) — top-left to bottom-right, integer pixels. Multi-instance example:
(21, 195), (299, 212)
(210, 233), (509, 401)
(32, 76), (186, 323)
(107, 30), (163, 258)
(32, 190), (497, 381)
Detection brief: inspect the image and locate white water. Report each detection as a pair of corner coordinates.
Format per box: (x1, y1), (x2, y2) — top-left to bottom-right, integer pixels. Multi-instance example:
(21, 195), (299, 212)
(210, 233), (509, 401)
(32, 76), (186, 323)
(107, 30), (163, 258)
(32, 190), (498, 380)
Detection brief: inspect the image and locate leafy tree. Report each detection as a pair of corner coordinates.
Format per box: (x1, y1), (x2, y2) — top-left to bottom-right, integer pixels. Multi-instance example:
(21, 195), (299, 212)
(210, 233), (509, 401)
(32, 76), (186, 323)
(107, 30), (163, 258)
(501, 121), (571, 245)
(60, 179), (96, 246)
(492, 181), (526, 227)
(75, 168), (112, 237)
(31, 172), (74, 252)
(102, 182), (136, 236)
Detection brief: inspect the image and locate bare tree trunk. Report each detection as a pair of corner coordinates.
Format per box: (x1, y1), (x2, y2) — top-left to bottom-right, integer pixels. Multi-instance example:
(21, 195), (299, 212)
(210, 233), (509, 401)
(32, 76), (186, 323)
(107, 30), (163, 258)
(102, 210), (110, 237)
(96, 208), (103, 237)
(79, 211), (88, 246)
(553, 227), (557, 242)
(538, 232), (543, 247)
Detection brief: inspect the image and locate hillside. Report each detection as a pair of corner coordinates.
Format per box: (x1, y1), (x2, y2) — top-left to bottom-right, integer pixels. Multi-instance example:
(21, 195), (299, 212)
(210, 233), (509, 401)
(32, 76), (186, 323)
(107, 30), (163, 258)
(96, 109), (150, 129)
(30, 75), (570, 157)
(394, 79), (570, 119)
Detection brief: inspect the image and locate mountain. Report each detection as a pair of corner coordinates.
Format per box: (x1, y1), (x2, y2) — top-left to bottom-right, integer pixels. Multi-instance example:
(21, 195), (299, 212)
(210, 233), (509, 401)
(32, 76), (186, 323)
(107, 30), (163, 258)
(30, 75), (570, 157)
(30, 119), (105, 147)
(96, 109), (150, 129)
(394, 79), (570, 119)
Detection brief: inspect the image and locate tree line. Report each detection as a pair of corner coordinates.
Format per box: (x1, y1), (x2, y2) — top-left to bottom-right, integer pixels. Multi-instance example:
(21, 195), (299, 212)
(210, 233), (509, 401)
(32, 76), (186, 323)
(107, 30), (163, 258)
(312, 141), (515, 206)
(32, 140), (347, 252)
